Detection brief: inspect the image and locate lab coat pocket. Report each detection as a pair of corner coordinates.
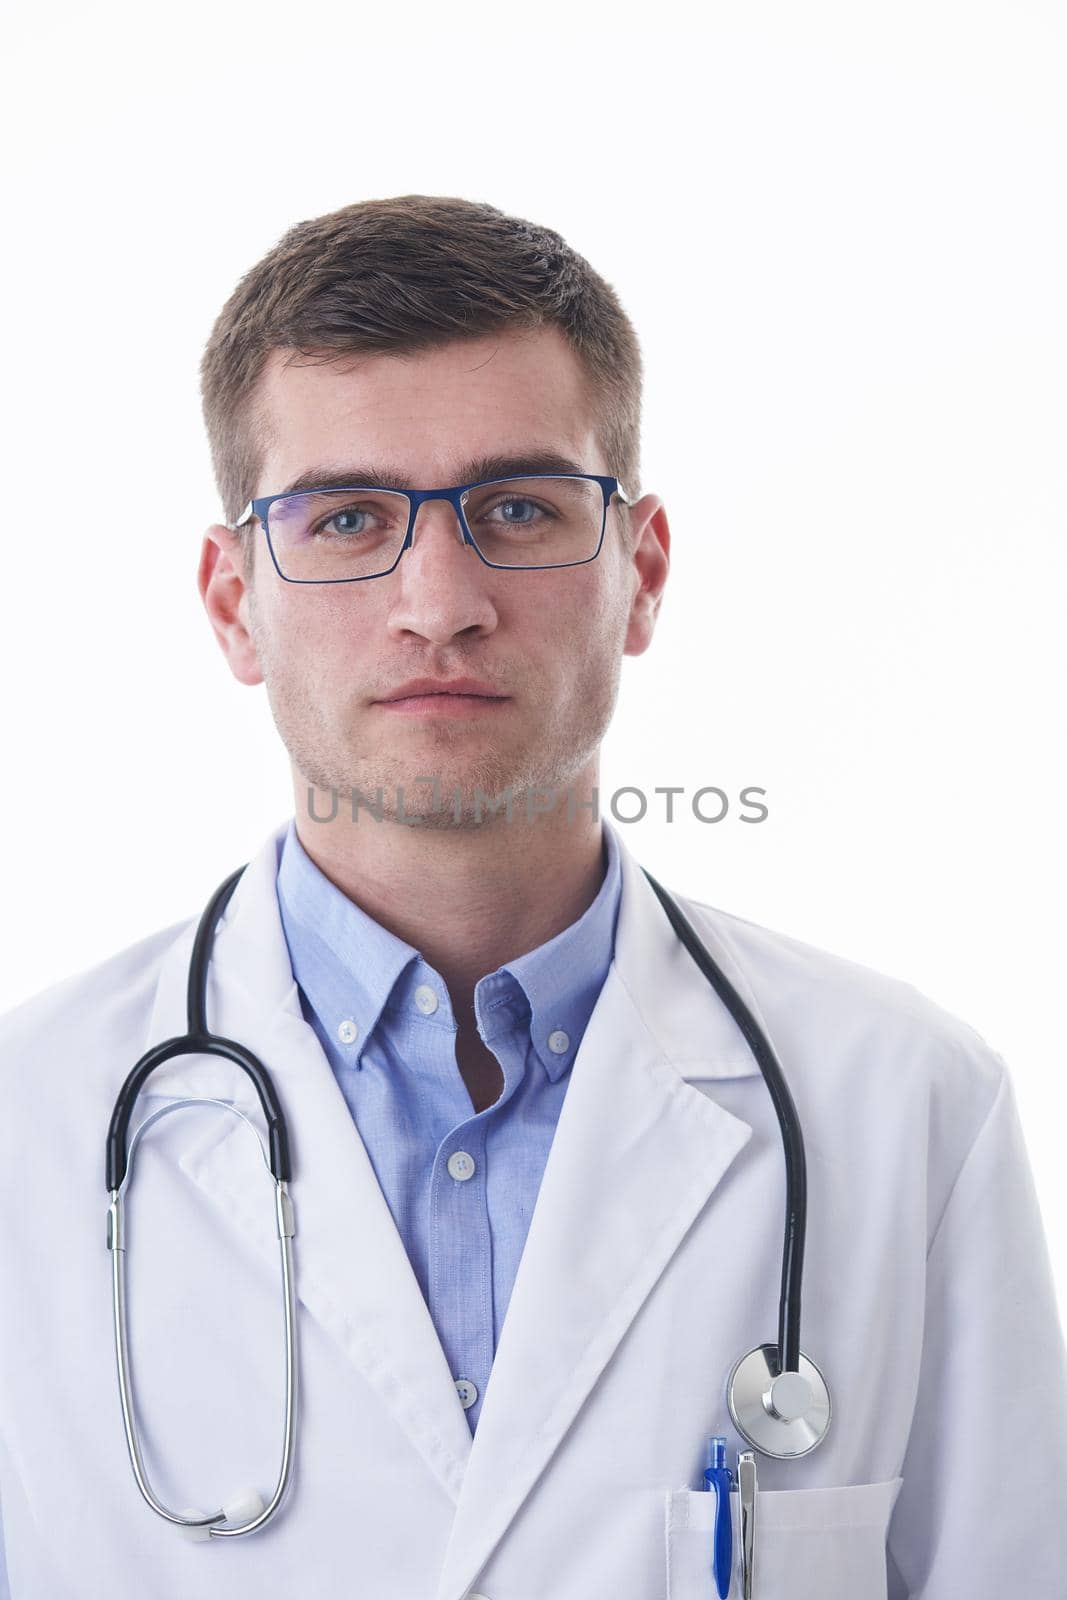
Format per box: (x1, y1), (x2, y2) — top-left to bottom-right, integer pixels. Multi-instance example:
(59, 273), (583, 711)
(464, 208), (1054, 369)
(665, 1476), (903, 1599)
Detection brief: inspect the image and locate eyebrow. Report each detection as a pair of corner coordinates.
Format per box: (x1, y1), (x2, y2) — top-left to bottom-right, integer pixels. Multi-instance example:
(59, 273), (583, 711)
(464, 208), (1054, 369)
(274, 449), (590, 498)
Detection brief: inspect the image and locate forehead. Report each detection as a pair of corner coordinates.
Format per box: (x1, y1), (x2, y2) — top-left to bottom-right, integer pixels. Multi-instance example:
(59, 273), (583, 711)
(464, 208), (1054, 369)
(253, 324), (602, 494)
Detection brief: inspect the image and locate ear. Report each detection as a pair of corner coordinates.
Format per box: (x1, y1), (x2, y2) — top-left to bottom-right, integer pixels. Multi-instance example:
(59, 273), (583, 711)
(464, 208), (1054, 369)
(198, 524), (264, 687)
(622, 495), (670, 657)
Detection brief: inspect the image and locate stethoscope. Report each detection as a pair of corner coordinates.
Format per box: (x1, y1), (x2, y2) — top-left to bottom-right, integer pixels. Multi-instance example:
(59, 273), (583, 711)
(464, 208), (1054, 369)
(105, 859), (832, 1548)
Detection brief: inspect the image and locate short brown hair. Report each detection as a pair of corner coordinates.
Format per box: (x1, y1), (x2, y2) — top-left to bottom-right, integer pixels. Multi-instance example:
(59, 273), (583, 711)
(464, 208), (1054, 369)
(199, 194), (643, 567)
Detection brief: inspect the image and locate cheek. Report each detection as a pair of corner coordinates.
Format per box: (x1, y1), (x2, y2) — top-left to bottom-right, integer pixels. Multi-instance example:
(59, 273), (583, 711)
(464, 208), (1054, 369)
(267, 593), (373, 672)
(540, 563), (626, 634)
(554, 570), (631, 655)
(532, 584), (629, 709)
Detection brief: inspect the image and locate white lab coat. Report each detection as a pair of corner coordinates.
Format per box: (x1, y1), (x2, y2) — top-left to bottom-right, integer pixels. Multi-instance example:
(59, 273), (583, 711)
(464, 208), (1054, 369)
(0, 816), (1064, 1600)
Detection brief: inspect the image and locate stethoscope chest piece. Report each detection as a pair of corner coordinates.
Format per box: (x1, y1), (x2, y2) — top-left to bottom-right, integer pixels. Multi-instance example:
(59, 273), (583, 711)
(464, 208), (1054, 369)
(727, 1344), (832, 1458)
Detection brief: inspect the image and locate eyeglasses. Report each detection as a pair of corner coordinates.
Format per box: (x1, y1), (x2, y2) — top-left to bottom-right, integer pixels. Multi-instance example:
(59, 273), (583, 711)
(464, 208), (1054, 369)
(226, 473), (634, 584)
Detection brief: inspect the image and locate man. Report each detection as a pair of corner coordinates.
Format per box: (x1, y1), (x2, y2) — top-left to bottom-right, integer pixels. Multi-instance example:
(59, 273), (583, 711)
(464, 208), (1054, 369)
(0, 194), (1064, 1598)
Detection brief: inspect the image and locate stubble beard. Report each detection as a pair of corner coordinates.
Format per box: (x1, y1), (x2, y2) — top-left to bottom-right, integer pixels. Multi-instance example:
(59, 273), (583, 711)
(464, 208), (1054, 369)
(249, 594), (623, 835)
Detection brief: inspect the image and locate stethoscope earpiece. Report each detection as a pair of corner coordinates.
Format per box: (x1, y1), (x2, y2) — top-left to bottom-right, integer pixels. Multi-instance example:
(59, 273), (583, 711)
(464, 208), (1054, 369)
(174, 1489), (266, 1543)
(727, 1343), (832, 1459)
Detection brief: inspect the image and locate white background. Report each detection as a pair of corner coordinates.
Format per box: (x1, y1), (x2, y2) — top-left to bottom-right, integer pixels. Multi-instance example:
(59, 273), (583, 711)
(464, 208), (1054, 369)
(1, 1), (1064, 1323)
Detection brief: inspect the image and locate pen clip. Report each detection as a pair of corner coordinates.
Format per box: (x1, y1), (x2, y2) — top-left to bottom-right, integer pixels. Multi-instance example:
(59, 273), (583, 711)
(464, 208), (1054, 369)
(737, 1450), (757, 1600)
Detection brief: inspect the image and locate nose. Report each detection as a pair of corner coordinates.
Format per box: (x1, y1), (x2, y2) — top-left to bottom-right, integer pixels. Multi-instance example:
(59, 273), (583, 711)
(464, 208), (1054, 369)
(385, 495), (498, 645)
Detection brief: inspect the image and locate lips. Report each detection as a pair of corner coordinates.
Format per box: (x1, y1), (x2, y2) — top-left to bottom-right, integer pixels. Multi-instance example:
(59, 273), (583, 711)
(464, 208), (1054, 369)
(378, 677), (505, 703)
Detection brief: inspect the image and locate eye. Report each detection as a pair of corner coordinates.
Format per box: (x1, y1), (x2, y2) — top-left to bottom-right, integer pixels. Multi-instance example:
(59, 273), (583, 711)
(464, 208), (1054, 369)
(480, 495), (554, 529)
(307, 499), (397, 541)
(318, 506), (370, 538)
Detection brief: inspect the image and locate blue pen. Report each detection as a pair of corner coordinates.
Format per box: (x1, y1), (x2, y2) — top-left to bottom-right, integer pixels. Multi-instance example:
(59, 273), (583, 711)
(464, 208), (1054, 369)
(702, 1434), (733, 1598)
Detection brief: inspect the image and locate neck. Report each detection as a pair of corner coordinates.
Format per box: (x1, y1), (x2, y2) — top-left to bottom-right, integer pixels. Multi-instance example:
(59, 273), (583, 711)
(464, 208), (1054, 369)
(290, 764), (608, 1012)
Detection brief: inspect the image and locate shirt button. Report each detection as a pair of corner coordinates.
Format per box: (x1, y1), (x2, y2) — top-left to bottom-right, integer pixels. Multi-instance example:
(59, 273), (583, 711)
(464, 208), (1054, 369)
(414, 984), (439, 1015)
(455, 1377), (478, 1408)
(547, 1029), (570, 1054)
(337, 1018), (359, 1045)
(447, 1150), (476, 1181)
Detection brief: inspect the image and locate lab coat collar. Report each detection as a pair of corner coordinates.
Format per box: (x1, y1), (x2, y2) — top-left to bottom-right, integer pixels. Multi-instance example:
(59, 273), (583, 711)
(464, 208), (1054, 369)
(138, 816), (765, 1598)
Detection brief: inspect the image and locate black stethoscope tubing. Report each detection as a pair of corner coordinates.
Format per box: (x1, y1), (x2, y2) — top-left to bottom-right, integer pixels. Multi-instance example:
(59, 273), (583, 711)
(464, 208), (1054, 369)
(107, 859), (808, 1381)
(105, 866), (287, 1191)
(639, 868), (806, 1378)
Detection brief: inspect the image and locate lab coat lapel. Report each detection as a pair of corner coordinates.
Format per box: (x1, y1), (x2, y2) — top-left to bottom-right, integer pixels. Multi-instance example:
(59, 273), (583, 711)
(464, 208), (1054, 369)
(134, 821), (475, 1506)
(433, 827), (763, 1600)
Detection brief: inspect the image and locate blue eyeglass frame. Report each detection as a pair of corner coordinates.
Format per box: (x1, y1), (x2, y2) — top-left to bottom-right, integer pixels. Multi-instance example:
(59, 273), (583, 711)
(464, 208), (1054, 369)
(226, 473), (634, 584)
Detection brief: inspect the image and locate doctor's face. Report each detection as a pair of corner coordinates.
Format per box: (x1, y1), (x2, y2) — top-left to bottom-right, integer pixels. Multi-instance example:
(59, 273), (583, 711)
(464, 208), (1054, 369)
(201, 326), (667, 829)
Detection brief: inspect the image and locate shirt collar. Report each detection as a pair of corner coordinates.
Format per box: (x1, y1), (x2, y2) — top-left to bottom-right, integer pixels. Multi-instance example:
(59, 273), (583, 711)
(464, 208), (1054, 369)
(275, 819), (622, 1083)
(495, 822), (621, 1078)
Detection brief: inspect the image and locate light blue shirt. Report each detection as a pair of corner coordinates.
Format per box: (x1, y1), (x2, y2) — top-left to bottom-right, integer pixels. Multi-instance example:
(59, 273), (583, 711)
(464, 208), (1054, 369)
(275, 818), (622, 1433)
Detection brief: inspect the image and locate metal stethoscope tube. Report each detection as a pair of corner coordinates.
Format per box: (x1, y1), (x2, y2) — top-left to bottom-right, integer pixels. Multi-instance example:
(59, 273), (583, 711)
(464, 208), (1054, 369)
(106, 867), (298, 1539)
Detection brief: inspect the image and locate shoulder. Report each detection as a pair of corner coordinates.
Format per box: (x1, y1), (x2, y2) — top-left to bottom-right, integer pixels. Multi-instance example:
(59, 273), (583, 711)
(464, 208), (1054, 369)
(670, 886), (1007, 1155)
(0, 915), (195, 1090)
